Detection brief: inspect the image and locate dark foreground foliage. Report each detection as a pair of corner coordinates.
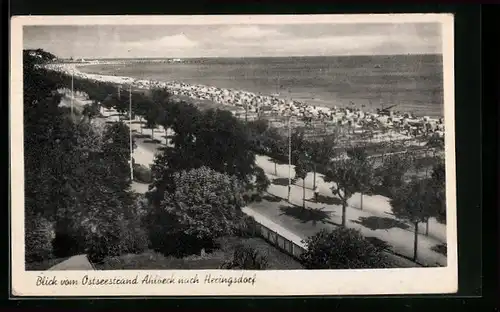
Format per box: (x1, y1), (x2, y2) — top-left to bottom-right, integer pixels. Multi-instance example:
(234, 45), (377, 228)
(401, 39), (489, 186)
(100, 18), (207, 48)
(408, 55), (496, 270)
(300, 228), (391, 269)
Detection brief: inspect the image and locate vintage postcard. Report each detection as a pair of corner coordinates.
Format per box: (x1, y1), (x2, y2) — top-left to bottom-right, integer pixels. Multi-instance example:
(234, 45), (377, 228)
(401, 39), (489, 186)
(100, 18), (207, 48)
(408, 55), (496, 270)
(10, 14), (457, 297)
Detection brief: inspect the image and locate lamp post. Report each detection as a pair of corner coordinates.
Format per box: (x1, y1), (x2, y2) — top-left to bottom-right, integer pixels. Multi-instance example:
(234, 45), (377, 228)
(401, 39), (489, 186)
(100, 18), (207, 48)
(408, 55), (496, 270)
(71, 68), (74, 118)
(286, 88), (294, 203)
(129, 84), (134, 182)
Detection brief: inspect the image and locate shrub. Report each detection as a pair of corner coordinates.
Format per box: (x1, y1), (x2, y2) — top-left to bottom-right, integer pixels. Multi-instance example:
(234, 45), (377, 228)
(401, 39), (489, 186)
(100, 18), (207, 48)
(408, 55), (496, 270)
(235, 215), (257, 238)
(143, 208), (215, 258)
(51, 218), (87, 258)
(149, 167), (245, 257)
(220, 244), (268, 270)
(254, 167), (270, 194)
(238, 214), (256, 237)
(300, 228), (391, 269)
(85, 215), (151, 263)
(133, 164), (153, 184)
(119, 218), (150, 255)
(25, 215), (55, 262)
(85, 225), (122, 264)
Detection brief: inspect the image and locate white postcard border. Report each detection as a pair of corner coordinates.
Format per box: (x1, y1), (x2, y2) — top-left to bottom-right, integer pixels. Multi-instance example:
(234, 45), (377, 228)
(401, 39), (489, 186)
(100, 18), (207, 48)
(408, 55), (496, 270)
(10, 14), (458, 297)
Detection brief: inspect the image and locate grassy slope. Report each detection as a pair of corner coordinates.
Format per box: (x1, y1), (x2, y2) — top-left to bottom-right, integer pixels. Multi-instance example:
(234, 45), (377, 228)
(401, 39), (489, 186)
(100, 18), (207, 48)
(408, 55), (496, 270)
(94, 236), (304, 270)
(25, 257), (70, 271)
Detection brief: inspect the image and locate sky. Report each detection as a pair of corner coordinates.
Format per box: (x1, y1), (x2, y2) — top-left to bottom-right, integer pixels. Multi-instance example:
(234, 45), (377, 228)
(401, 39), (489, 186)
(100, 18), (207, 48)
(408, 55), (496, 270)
(23, 23), (442, 59)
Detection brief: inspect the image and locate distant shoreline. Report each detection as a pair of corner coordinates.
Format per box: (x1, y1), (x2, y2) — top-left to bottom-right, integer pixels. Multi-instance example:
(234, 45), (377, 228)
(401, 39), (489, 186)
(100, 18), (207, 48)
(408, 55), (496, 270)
(44, 62), (445, 142)
(74, 59), (444, 119)
(57, 53), (443, 61)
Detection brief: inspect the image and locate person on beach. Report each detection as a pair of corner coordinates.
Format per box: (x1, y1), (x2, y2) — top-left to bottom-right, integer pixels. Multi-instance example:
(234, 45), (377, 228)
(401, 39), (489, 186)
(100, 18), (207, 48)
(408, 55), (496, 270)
(313, 185), (319, 202)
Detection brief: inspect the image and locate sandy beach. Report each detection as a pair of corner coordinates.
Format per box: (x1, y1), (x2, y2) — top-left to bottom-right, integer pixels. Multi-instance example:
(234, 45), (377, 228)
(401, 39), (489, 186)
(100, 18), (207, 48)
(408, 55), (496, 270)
(46, 62), (445, 145)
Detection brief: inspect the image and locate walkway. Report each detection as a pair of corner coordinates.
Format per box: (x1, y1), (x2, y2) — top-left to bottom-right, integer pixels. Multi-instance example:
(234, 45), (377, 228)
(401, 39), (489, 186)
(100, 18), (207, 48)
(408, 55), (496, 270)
(88, 105), (448, 267)
(48, 255), (94, 271)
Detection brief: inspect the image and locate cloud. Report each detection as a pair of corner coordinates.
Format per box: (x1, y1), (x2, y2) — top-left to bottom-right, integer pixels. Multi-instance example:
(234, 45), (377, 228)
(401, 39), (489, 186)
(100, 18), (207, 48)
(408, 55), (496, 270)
(126, 34), (198, 49)
(212, 32), (441, 56)
(24, 23), (442, 58)
(219, 26), (283, 40)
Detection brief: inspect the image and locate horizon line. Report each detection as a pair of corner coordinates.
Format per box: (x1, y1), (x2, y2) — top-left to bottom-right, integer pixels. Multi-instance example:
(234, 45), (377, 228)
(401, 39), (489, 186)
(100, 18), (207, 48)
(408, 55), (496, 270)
(54, 53), (442, 60)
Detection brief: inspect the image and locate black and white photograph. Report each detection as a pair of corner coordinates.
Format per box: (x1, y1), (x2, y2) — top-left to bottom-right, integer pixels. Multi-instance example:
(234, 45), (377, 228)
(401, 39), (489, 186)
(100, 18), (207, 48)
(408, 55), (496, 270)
(11, 14), (457, 296)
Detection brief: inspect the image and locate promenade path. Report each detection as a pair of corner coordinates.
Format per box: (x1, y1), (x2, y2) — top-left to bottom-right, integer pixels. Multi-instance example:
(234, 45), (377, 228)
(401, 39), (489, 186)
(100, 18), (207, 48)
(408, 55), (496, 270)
(67, 97), (448, 267)
(48, 255), (94, 271)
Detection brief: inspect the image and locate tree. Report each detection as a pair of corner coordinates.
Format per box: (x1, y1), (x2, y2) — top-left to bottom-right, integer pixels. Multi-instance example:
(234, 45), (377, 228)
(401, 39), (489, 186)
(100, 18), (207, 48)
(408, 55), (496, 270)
(254, 167), (270, 195)
(82, 101), (100, 121)
(144, 100), (163, 139)
(431, 160), (446, 225)
(25, 212), (54, 263)
(132, 94), (153, 134)
(23, 49), (57, 67)
(375, 152), (413, 197)
(258, 126), (285, 175)
(24, 52), (144, 264)
(293, 151), (311, 209)
(102, 121), (136, 189)
(150, 87), (171, 106)
(426, 133), (444, 151)
(220, 244), (268, 270)
(150, 105), (259, 206)
(300, 228), (390, 269)
(390, 178), (440, 261)
(345, 146), (375, 210)
(323, 152), (371, 226)
(150, 167), (246, 256)
(290, 129), (307, 159)
(307, 133), (338, 189)
(196, 109), (257, 181)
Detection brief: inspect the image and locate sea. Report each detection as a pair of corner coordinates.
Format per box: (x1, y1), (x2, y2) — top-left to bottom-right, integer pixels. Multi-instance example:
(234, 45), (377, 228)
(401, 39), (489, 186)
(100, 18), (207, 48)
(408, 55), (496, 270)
(79, 54), (444, 117)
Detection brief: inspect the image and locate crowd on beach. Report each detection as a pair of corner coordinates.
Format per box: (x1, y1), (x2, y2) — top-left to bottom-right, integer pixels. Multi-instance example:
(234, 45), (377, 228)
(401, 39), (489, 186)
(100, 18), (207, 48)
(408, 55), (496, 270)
(45, 63), (445, 140)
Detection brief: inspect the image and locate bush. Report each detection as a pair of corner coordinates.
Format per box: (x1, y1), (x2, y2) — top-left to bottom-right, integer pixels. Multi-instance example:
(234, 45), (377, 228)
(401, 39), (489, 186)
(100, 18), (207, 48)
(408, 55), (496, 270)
(235, 215), (257, 238)
(254, 167), (270, 194)
(85, 216), (150, 263)
(119, 218), (150, 255)
(25, 215), (55, 262)
(133, 164), (153, 184)
(148, 167), (245, 257)
(143, 208), (216, 258)
(85, 225), (122, 264)
(220, 244), (268, 270)
(300, 228), (391, 269)
(51, 217), (89, 258)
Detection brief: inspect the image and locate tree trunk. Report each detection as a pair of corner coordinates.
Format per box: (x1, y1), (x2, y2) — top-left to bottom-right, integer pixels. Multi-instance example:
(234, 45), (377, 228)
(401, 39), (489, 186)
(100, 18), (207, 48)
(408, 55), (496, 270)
(360, 193), (363, 210)
(140, 117), (143, 134)
(413, 221), (419, 261)
(274, 162), (277, 175)
(302, 178), (306, 209)
(313, 164), (317, 189)
(151, 127), (154, 140)
(341, 203), (347, 227)
(425, 219), (429, 236)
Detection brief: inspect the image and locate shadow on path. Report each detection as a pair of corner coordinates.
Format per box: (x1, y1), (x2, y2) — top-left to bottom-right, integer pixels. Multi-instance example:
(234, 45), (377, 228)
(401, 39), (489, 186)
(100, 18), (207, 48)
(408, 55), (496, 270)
(431, 243), (447, 256)
(134, 133), (151, 139)
(271, 178), (290, 186)
(279, 205), (336, 226)
(351, 216), (410, 231)
(268, 157), (288, 166)
(313, 194), (342, 206)
(143, 139), (163, 144)
(365, 236), (391, 251)
(262, 194), (282, 202)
